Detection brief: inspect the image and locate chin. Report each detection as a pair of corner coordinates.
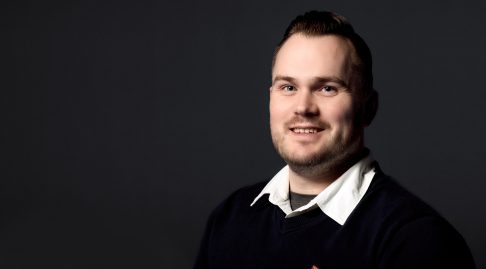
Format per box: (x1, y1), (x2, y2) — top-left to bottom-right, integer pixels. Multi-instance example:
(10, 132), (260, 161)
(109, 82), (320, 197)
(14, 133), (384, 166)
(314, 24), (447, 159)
(281, 148), (328, 167)
(277, 138), (363, 175)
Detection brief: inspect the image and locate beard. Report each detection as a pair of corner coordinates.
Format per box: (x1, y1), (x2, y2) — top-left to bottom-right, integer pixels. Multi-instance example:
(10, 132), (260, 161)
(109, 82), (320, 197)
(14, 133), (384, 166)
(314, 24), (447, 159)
(271, 125), (364, 179)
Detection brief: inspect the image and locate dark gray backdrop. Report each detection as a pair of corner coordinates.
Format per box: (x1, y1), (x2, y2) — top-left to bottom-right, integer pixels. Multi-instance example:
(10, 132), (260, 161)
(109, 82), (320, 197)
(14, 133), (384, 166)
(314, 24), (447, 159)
(2, 0), (485, 268)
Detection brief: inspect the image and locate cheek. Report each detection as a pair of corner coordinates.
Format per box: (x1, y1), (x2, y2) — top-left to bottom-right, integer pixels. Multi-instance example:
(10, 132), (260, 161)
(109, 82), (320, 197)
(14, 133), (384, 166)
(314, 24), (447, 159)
(323, 98), (355, 126)
(269, 96), (289, 126)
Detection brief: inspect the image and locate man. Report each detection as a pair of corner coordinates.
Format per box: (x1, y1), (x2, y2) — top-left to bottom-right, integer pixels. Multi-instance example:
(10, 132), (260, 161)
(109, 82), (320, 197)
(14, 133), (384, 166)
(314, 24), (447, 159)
(194, 11), (475, 269)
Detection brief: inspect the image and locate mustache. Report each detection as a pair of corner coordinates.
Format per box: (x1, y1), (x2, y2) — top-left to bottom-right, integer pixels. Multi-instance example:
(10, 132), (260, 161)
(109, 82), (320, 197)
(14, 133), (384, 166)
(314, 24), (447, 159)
(285, 117), (330, 129)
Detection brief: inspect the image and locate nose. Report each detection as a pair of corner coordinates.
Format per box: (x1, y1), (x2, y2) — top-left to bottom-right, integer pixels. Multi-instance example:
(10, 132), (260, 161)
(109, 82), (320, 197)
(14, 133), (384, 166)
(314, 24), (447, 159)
(295, 90), (319, 117)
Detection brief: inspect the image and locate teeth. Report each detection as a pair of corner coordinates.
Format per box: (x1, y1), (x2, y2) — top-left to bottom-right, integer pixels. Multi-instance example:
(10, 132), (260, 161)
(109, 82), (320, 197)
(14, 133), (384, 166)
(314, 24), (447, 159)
(293, 128), (318, 134)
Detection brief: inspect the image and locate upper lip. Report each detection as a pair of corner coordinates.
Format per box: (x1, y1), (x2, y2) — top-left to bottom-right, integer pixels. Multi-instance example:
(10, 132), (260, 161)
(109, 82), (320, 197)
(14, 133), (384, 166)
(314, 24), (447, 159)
(289, 125), (324, 130)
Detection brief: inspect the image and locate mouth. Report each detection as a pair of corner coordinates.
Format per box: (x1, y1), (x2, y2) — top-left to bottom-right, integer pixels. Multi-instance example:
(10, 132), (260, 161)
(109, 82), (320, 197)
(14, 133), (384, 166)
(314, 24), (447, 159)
(289, 127), (324, 134)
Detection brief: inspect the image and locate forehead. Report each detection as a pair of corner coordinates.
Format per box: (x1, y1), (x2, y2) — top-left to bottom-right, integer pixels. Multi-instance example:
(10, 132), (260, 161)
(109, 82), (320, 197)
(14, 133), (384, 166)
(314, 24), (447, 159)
(272, 34), (354, 81)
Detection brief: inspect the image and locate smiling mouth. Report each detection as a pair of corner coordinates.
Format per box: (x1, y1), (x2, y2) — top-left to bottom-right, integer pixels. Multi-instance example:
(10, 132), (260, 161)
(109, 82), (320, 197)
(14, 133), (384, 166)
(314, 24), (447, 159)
(290, 127), (324, 134)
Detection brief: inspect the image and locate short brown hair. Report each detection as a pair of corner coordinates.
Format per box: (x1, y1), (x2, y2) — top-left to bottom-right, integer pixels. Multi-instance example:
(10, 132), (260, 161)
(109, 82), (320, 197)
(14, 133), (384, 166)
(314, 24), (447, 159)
(273, 11), (374, 97)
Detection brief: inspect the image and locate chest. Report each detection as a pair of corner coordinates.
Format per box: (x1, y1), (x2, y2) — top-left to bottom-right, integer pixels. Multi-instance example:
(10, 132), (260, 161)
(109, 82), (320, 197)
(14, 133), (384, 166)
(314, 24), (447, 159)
(208, 207), (381, 269)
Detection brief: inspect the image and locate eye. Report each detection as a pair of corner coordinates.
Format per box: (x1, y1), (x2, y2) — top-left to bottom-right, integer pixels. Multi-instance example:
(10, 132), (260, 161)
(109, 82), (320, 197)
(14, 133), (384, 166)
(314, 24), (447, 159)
(317, 85), (339, 96)
(275, 84), (297, 95)
(282, 85), (296, 92)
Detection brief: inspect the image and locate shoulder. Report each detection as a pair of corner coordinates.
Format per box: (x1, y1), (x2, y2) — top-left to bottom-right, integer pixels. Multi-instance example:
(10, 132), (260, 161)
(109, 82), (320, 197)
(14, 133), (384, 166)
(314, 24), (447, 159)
(359, 171), (443, 223)
(218, 180), (267, 209)
(359, 171), (464, 234)
(208, 180), (269, 223)
(359, 172), (475, 268)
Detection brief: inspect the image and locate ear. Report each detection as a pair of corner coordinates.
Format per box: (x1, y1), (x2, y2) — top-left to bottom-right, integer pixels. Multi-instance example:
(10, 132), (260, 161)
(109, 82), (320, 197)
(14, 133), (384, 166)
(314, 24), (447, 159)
(363, 89), (378, 126)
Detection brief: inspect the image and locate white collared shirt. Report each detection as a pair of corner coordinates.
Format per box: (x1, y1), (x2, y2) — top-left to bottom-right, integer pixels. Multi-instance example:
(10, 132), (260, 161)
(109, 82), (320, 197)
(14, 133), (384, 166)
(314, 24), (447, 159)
(251, 155), (376, 225)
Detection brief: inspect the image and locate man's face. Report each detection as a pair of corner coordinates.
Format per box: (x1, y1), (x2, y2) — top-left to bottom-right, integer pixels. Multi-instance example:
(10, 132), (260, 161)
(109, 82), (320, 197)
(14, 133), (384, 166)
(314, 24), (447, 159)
(270, 34), (364, 172)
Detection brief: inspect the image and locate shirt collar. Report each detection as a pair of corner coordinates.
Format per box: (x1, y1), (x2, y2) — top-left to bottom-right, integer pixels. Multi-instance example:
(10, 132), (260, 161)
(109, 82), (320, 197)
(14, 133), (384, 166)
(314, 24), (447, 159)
(251, 154), (376, 225)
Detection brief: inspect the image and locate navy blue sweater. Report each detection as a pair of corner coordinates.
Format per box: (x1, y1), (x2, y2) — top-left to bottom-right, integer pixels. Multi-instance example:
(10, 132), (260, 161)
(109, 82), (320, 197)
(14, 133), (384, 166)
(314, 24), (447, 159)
(194, 171), (475, 269)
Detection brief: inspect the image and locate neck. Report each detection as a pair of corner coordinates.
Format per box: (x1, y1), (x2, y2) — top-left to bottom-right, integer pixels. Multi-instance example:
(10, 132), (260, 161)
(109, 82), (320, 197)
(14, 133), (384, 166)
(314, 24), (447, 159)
(288, 148), (368, 195)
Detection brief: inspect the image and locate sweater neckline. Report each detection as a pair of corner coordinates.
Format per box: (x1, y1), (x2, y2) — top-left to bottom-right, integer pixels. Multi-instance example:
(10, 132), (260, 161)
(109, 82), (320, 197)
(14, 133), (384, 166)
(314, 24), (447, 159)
(276, 206), (340, 234)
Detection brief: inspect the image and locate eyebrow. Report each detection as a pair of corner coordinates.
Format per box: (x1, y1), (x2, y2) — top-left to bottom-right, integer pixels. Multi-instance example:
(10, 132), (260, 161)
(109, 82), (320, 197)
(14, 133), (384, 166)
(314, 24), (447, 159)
(272, 75), (349, 88)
